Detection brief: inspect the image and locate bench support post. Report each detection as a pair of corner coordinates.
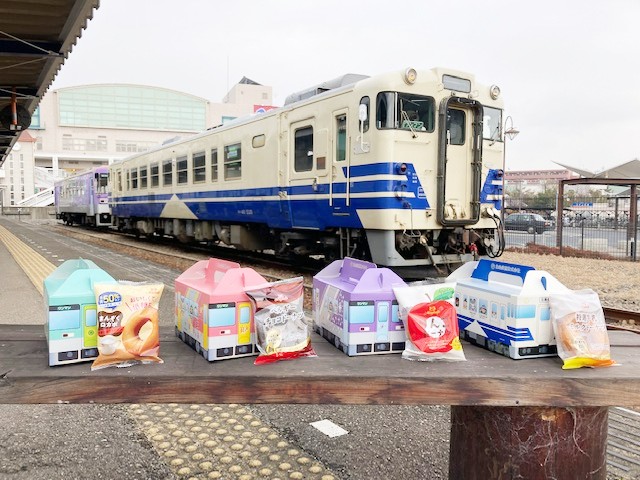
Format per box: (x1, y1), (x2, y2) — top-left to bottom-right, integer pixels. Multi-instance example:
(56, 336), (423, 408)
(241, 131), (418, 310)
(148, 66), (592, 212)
(449, 405), (608, 480)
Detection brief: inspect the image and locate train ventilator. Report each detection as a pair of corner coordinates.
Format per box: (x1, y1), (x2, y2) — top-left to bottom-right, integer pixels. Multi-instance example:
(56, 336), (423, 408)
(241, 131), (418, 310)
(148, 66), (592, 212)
(174, 258), (268, 361)
(99, 67), (508, 271)
(44, 259), (115, 366)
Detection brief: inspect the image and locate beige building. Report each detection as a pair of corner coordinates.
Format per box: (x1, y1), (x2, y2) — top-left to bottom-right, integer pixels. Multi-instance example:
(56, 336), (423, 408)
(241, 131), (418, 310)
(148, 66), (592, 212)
(0, 78), (273, 206)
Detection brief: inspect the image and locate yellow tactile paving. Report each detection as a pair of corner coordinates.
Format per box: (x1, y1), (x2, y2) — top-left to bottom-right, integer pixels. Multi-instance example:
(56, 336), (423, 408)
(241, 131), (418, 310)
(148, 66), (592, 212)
(0, 224), (56, 295)
(129, 403), (338, 480)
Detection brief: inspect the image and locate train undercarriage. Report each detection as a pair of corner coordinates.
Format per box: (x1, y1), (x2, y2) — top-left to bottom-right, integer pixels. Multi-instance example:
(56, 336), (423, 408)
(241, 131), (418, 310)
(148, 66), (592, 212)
(112, 216), (499, 273)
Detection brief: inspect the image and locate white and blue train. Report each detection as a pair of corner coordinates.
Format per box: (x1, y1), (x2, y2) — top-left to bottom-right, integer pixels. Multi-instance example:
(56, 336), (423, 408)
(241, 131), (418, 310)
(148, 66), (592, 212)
(103, 67), (507, 269)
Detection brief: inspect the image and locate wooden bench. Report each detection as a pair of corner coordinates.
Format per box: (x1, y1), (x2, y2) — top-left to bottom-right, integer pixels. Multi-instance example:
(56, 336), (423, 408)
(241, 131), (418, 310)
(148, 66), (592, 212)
(2, 324), (639, 480)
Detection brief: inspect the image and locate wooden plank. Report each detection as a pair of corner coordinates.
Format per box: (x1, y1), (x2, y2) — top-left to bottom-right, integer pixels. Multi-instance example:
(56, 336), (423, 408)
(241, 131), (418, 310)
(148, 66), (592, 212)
(1, 325), (640, 406)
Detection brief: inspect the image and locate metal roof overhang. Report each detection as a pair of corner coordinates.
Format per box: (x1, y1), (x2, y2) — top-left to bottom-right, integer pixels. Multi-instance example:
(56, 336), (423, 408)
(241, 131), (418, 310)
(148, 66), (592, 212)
(0, 0), (99, 166)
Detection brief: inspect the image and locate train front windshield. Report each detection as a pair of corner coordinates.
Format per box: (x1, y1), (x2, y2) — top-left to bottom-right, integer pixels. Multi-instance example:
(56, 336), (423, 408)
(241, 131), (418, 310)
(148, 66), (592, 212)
(376, 92), (435, 131)
(96, 173), (108, 194)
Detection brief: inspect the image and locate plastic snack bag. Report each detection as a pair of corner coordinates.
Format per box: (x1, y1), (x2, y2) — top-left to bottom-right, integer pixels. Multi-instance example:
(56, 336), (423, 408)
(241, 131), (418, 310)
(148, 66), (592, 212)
(549, 289), (616, 370)
(92, 281), (165, 370)
(244, 277), (316, 365)
(393, 284), (466, 362)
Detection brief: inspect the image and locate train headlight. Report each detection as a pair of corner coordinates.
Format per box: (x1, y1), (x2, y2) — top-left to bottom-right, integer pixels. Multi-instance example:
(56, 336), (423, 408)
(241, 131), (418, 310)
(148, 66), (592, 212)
(403, 68), (417, 85)
(489, 84), (501, 100)
(396, 163), (408, 174)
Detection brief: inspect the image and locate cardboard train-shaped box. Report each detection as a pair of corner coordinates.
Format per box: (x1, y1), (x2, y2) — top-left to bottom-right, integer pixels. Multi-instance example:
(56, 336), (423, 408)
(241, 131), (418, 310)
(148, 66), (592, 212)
(44, 259), (115, 366)
(175, 258), (267, 362)
(313, 257), (407, 356)
(448, 259), (567, 359)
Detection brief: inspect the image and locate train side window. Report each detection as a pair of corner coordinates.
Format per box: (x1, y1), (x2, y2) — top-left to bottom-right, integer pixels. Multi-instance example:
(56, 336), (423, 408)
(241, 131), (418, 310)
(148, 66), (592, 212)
(131, 168), (138, 189)
(224, 143), (241, 180)
(126, 170), (131, 191)
(447, 109), (465, 145)
(139, 165), (148, 189)
(150, 162), (159, 187)
(193, 151), (206, 183)
(211, 148), (218, 182)
(359, 97), (370, 132)
(336, 115), (346, 162)
(294, 126), (313, 172)
(162, 159), (173, 186)
(177, 155), (188, 184)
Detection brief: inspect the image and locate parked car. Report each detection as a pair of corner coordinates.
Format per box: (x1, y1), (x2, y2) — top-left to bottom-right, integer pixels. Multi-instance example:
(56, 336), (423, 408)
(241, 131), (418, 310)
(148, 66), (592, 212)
(504, 213), (553, 234)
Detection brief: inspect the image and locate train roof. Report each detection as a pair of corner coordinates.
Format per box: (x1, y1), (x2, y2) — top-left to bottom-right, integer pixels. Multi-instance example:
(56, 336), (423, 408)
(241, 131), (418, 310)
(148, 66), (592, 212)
(284, 73), (370, 106)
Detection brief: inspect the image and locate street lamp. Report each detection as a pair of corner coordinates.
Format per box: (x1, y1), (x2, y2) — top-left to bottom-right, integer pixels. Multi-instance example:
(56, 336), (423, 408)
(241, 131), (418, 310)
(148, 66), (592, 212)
(501, 115), (519, 221)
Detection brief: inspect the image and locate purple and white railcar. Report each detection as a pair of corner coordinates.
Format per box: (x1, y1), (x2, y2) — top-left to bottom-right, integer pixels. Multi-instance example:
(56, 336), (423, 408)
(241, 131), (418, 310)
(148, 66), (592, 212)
(54, 166), (111, 227)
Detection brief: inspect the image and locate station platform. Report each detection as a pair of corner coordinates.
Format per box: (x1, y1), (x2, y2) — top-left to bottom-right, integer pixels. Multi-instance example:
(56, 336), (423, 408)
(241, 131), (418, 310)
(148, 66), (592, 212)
(2, 216), (640, 480)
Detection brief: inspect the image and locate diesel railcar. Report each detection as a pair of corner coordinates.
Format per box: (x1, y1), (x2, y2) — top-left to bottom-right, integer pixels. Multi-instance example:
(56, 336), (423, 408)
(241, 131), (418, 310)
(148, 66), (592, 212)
(108, 67), (507, 269)
(54, 166), (111, 227)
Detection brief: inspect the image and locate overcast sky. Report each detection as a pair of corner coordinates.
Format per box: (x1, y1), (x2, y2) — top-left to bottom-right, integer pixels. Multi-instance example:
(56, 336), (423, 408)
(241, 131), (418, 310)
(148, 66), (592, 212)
(50, 0), (640, 173)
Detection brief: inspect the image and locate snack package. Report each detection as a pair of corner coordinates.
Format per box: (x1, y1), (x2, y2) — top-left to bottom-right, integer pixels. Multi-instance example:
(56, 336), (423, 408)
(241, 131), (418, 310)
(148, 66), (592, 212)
(244, 277), (316, 365)
(393, 284), (466, 362)
(92, 281), (165, 370)
(549, 289), (616, 369)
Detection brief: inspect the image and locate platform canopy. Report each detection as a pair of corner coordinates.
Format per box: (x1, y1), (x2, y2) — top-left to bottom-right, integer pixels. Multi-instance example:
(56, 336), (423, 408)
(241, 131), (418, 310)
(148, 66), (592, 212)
(0, 0), (99, 166)
(555, 158), (640, 180)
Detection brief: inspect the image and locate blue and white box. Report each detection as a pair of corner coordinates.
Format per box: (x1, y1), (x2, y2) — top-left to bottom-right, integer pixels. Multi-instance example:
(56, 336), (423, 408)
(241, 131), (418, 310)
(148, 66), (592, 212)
(447, 259), (568, 359)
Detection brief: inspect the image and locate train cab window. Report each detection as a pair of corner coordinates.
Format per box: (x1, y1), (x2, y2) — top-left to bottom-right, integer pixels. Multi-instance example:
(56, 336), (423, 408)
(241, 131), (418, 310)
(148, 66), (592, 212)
(131, 168), (138, 189)
(483, 106), (502, 141)
(162, 159), (173, 186)
(193, 151), (206, 183)
(224, 144), (241, 180)
(139, 165), (148, 189)
(359, 97), (370, 132)
(96, 172), (108, 193)
(376, 92), (434, 131)
(150, 162), (159, 187)
(211, 148), (218, 181)
(294, 126), (313, 172)
(447, 109), (465, 145)
(177, 155), (188, 184)
(336, 115), (347, 162)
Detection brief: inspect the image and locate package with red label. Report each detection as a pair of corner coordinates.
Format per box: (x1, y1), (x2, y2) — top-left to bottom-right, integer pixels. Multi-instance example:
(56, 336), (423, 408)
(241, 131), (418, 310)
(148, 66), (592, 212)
(393, 284), (466, 362)
(92, 281), (165, 370)
(244, 277), (316, 365)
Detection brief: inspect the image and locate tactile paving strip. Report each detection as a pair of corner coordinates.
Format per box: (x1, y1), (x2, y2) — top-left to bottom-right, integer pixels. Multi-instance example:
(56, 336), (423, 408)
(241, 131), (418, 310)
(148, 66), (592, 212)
(128, 403), (338, 479)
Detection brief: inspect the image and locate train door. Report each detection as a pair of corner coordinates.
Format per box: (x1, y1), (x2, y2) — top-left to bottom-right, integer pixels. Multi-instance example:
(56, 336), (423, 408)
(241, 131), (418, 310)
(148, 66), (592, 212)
(237, 301), (251, 345)
(330, 109), (349, 215)
(288, 118), (329, 228)
(437, 98), (483, 227)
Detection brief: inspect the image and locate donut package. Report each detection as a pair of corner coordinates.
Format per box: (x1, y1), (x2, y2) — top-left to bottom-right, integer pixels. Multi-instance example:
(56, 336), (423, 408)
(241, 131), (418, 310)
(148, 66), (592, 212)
(244, 277), (316, 365)
(549, 289), (616, 369)
(393, 283), (466, 362)
(91, 281), (165, 370)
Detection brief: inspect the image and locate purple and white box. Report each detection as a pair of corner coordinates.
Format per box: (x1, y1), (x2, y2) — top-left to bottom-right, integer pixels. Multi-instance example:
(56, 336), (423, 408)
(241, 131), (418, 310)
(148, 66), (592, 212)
(312, 257), (407, 356)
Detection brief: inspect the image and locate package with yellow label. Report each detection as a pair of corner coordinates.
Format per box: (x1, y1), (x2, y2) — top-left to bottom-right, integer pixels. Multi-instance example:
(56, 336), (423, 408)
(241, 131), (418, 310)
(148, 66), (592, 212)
(92, 281), (165, 370)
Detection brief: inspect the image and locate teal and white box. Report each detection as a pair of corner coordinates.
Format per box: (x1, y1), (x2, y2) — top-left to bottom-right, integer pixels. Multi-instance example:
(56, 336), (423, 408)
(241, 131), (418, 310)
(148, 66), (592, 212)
(447, 259), (568, 359)
(44, 259), (115, 366)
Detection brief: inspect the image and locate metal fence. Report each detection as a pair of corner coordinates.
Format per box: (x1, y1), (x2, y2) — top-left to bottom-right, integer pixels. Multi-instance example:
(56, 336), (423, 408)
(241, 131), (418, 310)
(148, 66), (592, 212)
(503, 195), (639, 261)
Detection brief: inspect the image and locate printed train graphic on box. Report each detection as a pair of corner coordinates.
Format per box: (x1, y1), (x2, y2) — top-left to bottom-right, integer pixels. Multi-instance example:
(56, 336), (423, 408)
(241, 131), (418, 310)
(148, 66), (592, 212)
(174, 258), (268, 361)
(448, 259), (568, 359)
(44, 259), (115, 366)
(313, 257), (407, 356)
